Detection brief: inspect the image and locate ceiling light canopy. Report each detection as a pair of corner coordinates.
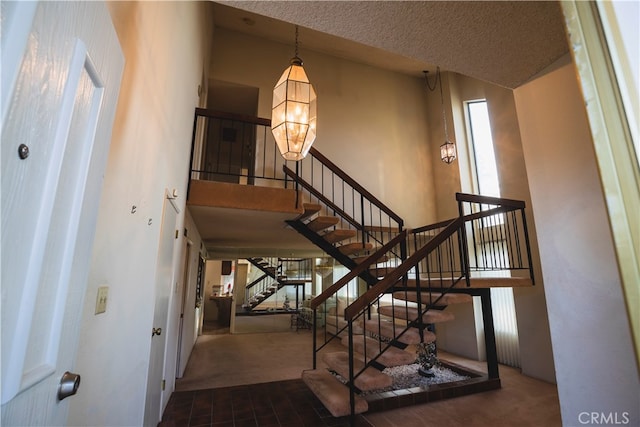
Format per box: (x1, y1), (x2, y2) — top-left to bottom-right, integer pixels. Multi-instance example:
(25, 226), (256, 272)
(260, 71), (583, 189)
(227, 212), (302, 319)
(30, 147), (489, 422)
(271, 26), (317, 161)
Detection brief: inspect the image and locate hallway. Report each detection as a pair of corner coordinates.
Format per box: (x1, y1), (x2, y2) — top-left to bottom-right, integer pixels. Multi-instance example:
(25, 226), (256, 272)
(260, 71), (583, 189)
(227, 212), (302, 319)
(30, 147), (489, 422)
(163, 314), (561, 426)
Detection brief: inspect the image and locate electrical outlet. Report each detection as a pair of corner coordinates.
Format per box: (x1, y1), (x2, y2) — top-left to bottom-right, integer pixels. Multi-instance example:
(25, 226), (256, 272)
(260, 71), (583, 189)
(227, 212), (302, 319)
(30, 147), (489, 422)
(95, 286), (109, 314)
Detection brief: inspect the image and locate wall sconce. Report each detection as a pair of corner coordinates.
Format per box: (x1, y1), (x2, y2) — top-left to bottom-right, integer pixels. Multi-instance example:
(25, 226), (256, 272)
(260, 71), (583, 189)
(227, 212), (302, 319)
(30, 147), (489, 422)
(424, 67), (456, 164)
(271, 25), (317, 161)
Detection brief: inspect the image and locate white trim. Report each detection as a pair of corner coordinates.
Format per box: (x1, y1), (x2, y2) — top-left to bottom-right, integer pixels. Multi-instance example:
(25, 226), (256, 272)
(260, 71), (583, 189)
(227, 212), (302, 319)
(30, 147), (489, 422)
(561, 0), (640, 366)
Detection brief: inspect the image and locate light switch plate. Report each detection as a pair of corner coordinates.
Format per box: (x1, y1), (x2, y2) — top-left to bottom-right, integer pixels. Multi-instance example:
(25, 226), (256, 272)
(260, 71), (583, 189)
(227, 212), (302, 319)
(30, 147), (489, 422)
(95, 286), (108, 314)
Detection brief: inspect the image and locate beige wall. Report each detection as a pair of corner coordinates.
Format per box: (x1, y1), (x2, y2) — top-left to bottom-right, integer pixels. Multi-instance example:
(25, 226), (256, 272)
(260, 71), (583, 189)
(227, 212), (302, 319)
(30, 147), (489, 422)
(210, 28), (438, 228)
(69, 2), (212, 426)
(514, 62), (639, 425)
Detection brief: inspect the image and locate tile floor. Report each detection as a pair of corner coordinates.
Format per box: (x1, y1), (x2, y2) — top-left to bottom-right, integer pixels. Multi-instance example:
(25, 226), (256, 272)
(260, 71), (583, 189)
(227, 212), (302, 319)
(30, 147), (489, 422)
(160, 379), (372, 427)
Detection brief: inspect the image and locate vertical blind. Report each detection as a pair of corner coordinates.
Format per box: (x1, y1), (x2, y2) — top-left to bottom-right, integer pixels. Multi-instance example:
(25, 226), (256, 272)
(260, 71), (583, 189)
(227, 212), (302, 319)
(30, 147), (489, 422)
(490, 287), (521, 367)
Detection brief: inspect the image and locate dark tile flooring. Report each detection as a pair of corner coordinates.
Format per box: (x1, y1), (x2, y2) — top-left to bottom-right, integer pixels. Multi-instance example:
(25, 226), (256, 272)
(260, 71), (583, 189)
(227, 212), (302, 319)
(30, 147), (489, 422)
(159, 379), (372, 427)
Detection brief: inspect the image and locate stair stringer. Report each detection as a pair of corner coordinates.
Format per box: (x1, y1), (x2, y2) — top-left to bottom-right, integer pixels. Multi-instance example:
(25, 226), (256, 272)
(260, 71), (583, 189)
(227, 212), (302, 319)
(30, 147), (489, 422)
(286, 218), (380, 286)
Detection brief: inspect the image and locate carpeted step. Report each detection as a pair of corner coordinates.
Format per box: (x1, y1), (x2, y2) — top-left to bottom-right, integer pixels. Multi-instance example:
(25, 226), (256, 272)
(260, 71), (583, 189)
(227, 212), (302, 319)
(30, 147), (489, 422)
(369, 266), (393, 277)
(341, 335), (415, 367)
(352, 254), (389, 264)
(299, 203), (322, 221)
(339, 242), (373, 256)
(393, 291), (472, 305)
(322, 352), (393, 391)
(302, 369), (368, 417)
(308, 216), (340, 232)
(378, 305), (455, 323)
(324, 229), (357, 244)
(361, 318), (435, 345)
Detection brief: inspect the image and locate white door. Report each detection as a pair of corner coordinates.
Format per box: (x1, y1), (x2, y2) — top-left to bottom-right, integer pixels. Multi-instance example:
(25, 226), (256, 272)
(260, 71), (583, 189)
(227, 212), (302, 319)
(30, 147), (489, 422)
(143, 194), (179, 426)
(1, 1), (123, 425)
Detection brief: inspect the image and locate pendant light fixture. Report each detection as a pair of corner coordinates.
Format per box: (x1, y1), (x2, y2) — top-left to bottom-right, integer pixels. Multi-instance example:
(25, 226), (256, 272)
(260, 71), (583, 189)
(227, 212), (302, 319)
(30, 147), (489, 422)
(271, 25), (317, 161)
(424, 67), (456, 164)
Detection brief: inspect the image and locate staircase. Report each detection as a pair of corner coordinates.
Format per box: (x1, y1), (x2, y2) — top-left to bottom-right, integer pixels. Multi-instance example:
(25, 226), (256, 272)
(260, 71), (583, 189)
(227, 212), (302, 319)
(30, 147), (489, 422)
(243, 257), (311, 312)
(186, 111), (535, 421)
(289, 205), (471, 417)
(284, 158), (535, 419)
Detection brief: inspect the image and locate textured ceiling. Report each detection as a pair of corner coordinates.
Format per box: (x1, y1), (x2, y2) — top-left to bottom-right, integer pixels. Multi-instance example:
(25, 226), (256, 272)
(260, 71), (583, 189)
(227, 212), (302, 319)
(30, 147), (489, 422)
(214, 1), (569, 88)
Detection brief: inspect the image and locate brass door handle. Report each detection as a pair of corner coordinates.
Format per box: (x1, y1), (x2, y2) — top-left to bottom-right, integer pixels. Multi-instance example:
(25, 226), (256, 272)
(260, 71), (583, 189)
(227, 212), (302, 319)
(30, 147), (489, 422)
(152, 327), (162, 337)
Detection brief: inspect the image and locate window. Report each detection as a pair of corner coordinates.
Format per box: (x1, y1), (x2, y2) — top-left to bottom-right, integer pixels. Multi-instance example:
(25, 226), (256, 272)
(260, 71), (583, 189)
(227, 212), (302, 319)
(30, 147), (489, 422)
(467, 101), (501, 197)
(465, 99), (520, 368)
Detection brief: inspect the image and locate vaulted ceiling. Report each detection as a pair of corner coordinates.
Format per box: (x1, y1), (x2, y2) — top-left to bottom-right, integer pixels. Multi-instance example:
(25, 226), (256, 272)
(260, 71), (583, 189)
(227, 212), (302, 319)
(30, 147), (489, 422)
(213, 1), (569, 88)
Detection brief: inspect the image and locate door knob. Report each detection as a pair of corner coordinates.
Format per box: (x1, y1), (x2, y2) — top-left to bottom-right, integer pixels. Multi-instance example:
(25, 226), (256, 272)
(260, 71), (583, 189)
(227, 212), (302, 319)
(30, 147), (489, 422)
(58, 371), (81, 401)
(152, 327), (162, 337)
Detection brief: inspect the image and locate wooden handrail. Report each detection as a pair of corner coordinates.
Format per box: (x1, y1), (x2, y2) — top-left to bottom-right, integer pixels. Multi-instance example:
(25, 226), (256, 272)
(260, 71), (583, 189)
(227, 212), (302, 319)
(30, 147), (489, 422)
(411, 204), (521, 235)
(309, 230), (407, 310)
(411, 218), (457, 234)
(309, 147), (404, 226)
(344, 217), (463, 320)
(463, 205), (520, 222)
(456, 192), (525, 209)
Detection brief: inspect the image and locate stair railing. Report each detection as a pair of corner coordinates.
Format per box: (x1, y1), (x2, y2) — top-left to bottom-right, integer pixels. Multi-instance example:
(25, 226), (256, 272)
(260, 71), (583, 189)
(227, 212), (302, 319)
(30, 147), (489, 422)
(246, 257), (283, 279)
(187, 109), (295, 198)
(244, 257), (314, 311)
(340, 193), (534, 418)
(308, 231), (408, 368)
(454, 193), (534, 283)
(283, 147), (406, 273)
(244, 274), (279, 310)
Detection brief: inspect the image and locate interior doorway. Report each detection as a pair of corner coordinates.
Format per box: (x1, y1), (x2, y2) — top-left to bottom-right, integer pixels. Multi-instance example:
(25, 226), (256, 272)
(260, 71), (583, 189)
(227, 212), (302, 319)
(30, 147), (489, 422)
(201, 80), (259, 184)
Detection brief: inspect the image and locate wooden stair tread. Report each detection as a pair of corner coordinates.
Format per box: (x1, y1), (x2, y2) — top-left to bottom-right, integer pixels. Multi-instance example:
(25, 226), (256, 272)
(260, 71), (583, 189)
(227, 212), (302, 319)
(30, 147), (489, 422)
(467, 277), (534, 287)
(378, 305), (455, 323)
(307, 216), (340, 232)
(401, 276), (533, 288)
(301, 369), (368, 417)
(324, 229), (357, 244)
(322, 352), (393, 391)
(361, 319), (435, 345)
(369, 266), (393, 277)
(339, 242), (373, 255)
(352, 254), (389, 264)
(299, 203), (322, 221)
(341, 336), (415, 367)
(393, 291), (472, 305)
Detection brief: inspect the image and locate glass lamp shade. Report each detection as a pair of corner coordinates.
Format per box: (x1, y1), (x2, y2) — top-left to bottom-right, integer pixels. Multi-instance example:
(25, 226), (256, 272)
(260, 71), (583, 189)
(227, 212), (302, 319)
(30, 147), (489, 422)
(271, 58), (317, 161)
(440, 140), (457, 164)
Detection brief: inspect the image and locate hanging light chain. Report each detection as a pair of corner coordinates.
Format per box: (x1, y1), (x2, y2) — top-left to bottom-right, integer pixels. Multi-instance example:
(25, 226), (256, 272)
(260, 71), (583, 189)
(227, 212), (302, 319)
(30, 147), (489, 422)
(294, 25), (299, 58)
(423, 67), (450, 141)
(424, 66), (456, 164)
(438, 68), (450, 141)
